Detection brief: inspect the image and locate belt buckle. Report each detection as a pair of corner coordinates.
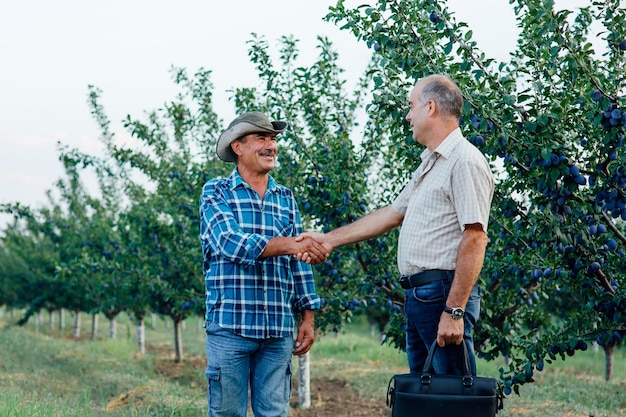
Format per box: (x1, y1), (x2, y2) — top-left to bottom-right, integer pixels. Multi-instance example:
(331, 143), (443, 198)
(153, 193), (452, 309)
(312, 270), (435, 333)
(399, 276), (411, 289)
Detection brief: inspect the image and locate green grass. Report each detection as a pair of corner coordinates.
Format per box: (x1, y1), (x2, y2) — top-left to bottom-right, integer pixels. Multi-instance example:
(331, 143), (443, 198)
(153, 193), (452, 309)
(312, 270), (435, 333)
(311, 318), (626, 417)
(471, 349), (626, 416)
(1, 310), (625, 416)
(0, 311), (207, 417)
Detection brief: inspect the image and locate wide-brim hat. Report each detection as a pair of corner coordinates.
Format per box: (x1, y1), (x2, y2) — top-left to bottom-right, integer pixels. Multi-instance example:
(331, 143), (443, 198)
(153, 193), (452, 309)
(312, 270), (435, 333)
(216, 111), (288, 162)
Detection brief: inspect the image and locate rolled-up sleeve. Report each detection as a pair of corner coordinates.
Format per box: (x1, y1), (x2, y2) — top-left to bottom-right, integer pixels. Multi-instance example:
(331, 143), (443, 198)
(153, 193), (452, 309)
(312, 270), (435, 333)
(290, 209), (321, 312)
(200, 183), (269, 266)
(291, 257), (321, 312)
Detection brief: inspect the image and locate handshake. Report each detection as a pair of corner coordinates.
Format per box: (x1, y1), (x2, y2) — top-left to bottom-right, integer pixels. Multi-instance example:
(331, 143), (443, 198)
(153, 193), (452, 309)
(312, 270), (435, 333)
(292, 232), (334, 265)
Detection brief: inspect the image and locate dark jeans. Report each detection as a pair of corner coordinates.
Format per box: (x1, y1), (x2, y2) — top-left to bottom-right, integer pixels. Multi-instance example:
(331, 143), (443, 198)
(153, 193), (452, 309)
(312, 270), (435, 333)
(403, 277), (480, 375)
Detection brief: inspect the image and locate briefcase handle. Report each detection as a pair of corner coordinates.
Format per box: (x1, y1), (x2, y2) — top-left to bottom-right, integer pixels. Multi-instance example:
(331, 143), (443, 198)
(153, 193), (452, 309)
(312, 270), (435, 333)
(422, 340), (472, 376)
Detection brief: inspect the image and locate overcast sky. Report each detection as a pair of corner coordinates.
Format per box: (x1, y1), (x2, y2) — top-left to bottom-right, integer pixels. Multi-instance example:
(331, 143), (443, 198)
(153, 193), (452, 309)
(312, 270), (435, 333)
(0, 0), (592, 227)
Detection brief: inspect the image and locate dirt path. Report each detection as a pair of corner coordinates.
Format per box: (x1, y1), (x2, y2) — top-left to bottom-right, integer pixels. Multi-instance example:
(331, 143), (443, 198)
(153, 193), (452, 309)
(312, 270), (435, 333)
(289, 378), (388, 417)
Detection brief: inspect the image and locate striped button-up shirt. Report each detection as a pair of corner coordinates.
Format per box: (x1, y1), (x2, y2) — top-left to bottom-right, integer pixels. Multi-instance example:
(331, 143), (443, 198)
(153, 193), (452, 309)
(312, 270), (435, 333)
(199, 168), (320, 339)
(392, 128), (494, 276)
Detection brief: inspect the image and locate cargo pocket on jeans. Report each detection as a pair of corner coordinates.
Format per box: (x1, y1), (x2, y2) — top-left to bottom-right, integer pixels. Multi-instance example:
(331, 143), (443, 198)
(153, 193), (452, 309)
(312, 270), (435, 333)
(283, 362), (293, 402)
(206, 366), (222, 408)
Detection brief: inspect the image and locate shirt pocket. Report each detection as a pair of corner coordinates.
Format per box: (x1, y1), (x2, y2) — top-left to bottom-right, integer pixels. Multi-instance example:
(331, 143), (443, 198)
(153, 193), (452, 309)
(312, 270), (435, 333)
(266, 203), (294, 237)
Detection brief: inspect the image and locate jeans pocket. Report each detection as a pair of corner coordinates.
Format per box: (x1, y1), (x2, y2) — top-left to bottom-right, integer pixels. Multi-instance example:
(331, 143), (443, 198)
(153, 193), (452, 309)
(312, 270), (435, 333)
(206, 366), (222, 408)
(284, 362), (293, 402)
(411, 280), (446, 304)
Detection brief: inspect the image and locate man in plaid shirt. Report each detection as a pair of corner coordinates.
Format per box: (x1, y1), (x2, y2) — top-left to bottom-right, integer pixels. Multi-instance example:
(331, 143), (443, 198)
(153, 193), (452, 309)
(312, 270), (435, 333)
(200, 111), (326, 417)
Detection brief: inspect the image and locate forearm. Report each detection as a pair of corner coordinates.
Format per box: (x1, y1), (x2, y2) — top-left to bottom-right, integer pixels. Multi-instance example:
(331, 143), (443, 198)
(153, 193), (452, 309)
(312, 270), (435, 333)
(260, 237), (297, 258)
(326, 205), (403, 249)
(261, 236), (329, 264)
(300, 308), (315, 326)
(447, 226), (488, 308)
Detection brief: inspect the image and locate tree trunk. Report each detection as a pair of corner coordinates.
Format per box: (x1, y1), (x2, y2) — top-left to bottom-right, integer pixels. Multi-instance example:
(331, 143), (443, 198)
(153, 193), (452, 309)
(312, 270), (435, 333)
(109, 317), (117, 339)
(59, 309), (65, 330)
(298, 352), (311, 409)
(151, 313), (157, 329)
(603, 342), (615, 382)
(48, 309), (54, 329)
(35, 311), (42, 330)
(136, 316), (146, 354)
(90, 313), (99, 340)
(73, 311), (81, 338)
(18, 309), (27, 324)
(174, 316), (184, 363)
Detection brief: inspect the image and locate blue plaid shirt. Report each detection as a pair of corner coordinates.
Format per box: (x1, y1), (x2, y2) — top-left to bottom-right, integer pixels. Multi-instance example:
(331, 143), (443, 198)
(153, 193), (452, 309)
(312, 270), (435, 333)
(199, 168), (321, 339)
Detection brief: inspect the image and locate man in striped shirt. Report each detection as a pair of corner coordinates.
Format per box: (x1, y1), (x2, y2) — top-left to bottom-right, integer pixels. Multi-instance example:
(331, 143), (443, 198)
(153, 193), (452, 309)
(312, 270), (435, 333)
(299, 74), (495, 376)
(200, 112), (326, 417)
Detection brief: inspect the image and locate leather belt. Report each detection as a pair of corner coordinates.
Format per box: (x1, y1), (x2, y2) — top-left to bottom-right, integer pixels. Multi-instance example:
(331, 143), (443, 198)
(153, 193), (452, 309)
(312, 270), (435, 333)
(399, 269), (455, 289)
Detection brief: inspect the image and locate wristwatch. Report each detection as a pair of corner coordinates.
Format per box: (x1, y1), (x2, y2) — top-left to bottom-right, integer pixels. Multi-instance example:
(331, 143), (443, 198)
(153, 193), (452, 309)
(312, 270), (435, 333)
(444, 306), (465, 320)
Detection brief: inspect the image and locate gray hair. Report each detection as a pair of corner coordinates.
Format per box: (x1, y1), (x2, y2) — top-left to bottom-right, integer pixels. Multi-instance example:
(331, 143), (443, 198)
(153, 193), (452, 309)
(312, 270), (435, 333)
(419, 75), (463, 120)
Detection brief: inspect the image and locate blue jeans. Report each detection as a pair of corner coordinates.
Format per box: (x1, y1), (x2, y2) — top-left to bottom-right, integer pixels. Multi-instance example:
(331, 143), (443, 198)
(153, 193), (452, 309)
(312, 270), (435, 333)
(404, 277), (480, 375)
(205, 321), (293, 417)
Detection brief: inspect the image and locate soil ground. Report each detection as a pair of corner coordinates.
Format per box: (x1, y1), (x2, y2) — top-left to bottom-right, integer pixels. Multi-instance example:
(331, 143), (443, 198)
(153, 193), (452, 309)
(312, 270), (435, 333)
(289, 378), (389, 417)
(151, 351), (389, 417)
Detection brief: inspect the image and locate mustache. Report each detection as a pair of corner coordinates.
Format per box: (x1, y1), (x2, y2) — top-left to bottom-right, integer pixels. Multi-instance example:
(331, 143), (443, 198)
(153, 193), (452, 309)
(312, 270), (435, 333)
(259, 150), (276, 157)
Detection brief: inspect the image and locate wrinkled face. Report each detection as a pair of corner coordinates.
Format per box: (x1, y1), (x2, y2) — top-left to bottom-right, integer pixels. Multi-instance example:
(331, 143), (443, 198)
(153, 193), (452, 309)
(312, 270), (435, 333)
(405, 82), (430, 145)
(232, 132), (278, 173)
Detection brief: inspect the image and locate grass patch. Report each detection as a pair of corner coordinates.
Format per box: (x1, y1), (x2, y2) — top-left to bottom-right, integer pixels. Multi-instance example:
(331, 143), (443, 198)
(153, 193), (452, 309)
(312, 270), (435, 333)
(0, 312), (206, 416)
(309, 317), (626, 417)
(1, 310), (625, 416)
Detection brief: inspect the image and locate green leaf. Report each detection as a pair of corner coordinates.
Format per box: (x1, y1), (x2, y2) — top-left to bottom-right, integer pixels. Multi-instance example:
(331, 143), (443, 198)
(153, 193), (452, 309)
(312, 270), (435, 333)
(503, 95), (516, 106)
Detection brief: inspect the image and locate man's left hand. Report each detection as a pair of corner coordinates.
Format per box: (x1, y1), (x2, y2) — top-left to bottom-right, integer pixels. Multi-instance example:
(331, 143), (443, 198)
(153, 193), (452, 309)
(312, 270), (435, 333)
(436, 313), (464, 347)
(293, 312), (315, 355)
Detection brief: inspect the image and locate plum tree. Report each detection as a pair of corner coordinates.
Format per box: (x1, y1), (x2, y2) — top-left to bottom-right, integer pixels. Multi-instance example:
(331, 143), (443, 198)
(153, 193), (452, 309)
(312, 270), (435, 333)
(324, 0), (626, 392)
(1, 0), (624, 396)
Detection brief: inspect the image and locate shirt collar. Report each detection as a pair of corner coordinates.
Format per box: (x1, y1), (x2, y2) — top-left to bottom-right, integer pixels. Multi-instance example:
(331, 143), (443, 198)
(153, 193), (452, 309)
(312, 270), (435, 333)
(228, 168), (279, 193)
(420, 127), (463, 162)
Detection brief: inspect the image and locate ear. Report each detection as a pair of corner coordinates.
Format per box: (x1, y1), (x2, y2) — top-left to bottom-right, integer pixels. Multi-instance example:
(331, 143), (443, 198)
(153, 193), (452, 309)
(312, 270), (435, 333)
(427, 100), (437, 116)
(230, 140), (243, 157)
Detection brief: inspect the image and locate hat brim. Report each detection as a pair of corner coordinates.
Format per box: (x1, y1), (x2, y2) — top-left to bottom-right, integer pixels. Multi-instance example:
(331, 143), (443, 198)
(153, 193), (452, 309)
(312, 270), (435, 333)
(216, 120), (287, 162)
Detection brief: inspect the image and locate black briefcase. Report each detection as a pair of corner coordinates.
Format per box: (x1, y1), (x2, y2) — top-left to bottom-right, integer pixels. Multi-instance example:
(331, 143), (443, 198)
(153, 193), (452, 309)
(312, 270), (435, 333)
(386, 341), (503, 416)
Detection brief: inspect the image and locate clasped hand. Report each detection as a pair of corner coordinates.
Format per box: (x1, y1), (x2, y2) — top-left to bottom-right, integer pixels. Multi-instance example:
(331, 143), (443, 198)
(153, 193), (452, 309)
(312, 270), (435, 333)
(294, 232), (333, 265)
